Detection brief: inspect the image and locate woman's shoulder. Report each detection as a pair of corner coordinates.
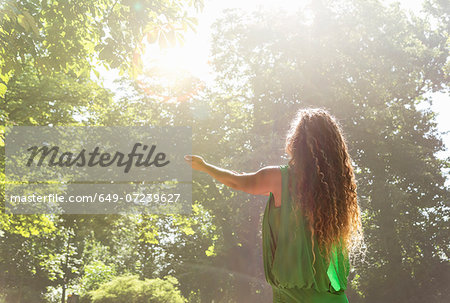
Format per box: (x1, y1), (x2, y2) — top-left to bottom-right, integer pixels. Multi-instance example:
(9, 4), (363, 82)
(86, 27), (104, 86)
(261, 165), (283, 180)
(257, 165), (285, 175)
(260, 165), (288, 184)
(265, 164), (289, 172)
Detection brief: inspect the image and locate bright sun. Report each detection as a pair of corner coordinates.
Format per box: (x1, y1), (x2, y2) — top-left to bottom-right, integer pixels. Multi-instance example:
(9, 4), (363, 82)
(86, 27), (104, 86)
(134, 31), (208, 102)
(132, 0), (427, 102)
(137, 0), (310, 86)
(132, 14), (211, 102)
(141, 42), (200, 78)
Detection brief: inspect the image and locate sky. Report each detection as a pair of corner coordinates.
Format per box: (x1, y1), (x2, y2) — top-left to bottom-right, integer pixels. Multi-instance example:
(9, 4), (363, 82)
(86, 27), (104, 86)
(101, 0), (449, 183)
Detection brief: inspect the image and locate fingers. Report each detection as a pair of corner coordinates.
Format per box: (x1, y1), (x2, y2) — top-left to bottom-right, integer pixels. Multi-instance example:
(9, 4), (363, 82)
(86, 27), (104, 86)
(184, 155), (204, 163)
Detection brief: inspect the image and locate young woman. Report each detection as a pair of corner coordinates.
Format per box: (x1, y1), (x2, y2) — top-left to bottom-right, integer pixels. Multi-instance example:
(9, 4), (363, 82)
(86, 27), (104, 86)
(184, 107), (363, 303)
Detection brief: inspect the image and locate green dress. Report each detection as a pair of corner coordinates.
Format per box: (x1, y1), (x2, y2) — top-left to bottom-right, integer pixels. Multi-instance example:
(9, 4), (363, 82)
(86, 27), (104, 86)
(262, 164), (350, 303)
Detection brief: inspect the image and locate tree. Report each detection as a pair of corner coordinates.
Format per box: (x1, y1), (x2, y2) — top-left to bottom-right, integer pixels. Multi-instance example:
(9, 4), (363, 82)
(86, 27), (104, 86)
(0, 1), (205, 302)
(85, 275), (186, 303)
(0, 0), (203, 94)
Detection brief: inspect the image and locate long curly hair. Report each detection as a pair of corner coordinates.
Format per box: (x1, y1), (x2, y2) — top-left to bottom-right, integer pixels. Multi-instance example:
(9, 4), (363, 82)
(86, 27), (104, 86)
(285, 107), (363, 264)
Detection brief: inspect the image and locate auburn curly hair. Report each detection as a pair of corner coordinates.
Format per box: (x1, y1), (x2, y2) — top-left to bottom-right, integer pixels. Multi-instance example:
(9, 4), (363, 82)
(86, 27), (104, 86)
(285, 107), (364, 265)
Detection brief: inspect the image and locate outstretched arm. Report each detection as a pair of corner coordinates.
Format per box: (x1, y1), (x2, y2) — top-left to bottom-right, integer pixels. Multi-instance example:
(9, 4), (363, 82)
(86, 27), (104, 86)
(184, 155), (280, 196)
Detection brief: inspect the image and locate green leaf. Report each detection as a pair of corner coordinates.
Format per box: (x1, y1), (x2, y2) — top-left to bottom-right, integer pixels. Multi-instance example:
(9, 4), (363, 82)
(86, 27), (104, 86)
(205, 244), (216, 256)
(17, 14), (30, 32)
(182, 226), (195, 235)
(91, 68), (99, 79)
(22, 11), (39, 35)
(0, 83), (6, 98)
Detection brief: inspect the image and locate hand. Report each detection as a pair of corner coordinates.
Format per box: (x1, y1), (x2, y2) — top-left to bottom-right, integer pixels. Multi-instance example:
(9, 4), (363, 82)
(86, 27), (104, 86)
(184, 155), (207, 172)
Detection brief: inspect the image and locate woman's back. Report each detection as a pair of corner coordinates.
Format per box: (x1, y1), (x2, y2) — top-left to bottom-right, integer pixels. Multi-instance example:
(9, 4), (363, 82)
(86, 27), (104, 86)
(262, 164), (350, 303)
(184, 108), (363, 302)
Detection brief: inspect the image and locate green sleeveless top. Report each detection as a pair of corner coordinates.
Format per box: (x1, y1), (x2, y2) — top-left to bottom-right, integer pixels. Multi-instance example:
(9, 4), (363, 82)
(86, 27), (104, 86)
(262, 164), (350, 302)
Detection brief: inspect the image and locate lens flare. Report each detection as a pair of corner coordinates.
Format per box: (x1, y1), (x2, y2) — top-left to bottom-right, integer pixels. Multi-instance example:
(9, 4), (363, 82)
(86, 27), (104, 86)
(132, 22), (206, 103)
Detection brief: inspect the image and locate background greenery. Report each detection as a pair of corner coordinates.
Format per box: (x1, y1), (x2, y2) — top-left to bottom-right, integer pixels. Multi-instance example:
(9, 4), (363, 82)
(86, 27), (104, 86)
(0, 0), (449, 302)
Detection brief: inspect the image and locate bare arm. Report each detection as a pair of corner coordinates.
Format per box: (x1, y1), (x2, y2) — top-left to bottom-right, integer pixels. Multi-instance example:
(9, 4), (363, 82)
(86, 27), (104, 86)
(184, 155), (280, 196)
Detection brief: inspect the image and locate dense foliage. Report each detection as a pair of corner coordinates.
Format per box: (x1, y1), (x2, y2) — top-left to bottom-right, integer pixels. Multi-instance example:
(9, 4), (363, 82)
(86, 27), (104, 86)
(83, 275), (186, 303)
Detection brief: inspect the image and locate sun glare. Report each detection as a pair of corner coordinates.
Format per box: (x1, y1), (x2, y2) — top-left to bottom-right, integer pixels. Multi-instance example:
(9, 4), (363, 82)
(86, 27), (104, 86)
(135, 31), (208, 102)
(141, 42), (201, 78)
(137, 0), (309, 85)
(134, 0), (429, 102)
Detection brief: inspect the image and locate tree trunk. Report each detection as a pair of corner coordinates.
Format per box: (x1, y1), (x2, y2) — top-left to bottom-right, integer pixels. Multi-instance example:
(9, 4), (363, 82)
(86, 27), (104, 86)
(61, 233), (71, 303)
